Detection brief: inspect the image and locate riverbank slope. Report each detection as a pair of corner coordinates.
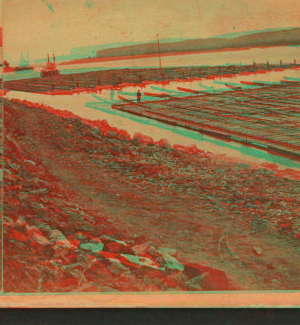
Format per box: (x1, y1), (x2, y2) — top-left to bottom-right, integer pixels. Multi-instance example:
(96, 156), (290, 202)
(3, 99), (300, 292)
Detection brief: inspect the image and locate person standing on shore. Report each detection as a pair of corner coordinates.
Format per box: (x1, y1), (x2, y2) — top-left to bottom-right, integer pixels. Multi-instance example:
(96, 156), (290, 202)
(137, 90), (142, 104)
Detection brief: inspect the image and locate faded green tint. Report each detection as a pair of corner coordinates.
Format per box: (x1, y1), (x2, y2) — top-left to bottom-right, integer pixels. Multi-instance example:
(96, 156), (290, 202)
(84, 0), (95, 10)
(46, 2), (54, 12)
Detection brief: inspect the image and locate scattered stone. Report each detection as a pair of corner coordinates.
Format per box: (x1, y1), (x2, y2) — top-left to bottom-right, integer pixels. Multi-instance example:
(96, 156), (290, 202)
(3, 217), (13, 226)
(157, 248), (184, 272)
(35, 165), (46, 177)
(17, 192), (29, 202)
(10, 229), (30, 242)
(133, 133), (154, 145)
(104, 242), (131, 254)
(27, 226), (53, 255)
(4, 168), (12, 175)
(27, 226), (51, 245)
(36, 223), (53, 238)
(100, 235), (126, 246)
(107, 130), (117, 139)
(157, 138), (171, 149)
(91, 126), (104, 138)
(53, 245), (73, 263)
(107, 258), (131, 276)
(71, 232), (103, 246)
(184, 263), (230, 290)
(7, 99), (297, 293)
(80, 242), (104, 253)
(132, 244), (155, 256)
(29, 188), (49, 195)
(120, 254), (162, 270)
(164, 271), (189, 289)
(51, 229), (74, 249)
(293, 231), (300, 240)
(143, 274), (154, 286)
(186, 275), (204, 291)
(252, 246), (263, 256)
(23, 159), (37, 173)
(117, 134), (128, 142)
(14, 218), (28, 231)
(163, 255), (184, 272)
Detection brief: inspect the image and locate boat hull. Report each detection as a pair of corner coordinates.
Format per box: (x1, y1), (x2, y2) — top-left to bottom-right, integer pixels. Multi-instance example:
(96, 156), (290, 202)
(40, 70), (60, 77)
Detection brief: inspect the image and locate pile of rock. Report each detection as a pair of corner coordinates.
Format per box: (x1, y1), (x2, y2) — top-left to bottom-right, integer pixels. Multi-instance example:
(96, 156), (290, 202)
(5, 215), (233, 292)
(3, 100), (235, 292)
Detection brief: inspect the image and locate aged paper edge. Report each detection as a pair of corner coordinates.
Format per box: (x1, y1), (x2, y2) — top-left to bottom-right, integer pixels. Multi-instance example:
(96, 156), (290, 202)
(0, 292), (300, 308)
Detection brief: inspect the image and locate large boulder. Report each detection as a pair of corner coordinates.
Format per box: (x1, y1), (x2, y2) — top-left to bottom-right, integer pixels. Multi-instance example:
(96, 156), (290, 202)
(80, 242), (104, 253)
(162, 254), (184, 273)
(157, 248), (184, 273)
(27, 225), (54, 256)
(104, 241), (128, 254)
(184, 263), (230, 290)
(185, 275), (203, 291)
(133, 133), (154, 145)
(36, 223), (53, 238)
(156, 139), (171, 149)
(50, 229), (74, 249)
(120, 254), (162, 271)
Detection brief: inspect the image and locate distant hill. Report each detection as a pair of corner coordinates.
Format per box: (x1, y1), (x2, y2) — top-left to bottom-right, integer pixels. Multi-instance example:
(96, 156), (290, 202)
(69, 37), (191, 57)
(96, 28), (300, 59)
(210, 27), (296, 40)
(34, 38), (192, 63)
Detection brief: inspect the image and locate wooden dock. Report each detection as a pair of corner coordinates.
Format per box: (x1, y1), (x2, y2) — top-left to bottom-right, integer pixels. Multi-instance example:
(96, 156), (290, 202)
(3, 63), (298, 93)
(112, 83), (300, 161)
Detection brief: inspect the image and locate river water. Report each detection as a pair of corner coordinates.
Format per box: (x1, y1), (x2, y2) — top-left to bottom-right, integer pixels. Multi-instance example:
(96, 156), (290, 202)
(3, 49), (300, 171)
(3, 45), (300, 81)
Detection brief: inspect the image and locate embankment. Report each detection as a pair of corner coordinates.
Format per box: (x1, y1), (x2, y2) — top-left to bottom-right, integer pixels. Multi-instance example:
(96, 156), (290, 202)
(3, 99), (300, 292)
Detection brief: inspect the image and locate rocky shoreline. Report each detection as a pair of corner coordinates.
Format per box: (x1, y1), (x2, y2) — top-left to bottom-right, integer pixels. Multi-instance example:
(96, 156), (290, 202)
(3, 99), (300, 292)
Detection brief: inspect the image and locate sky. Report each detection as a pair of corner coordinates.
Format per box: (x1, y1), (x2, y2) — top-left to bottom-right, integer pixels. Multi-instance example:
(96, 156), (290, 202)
(3, 0), (300, 64)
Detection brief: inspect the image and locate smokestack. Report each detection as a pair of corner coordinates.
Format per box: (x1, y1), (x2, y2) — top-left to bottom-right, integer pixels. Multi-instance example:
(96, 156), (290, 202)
(21, 51), (24, 64)
(53, 53), (55, 65)
(47, 54), (50, 63)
